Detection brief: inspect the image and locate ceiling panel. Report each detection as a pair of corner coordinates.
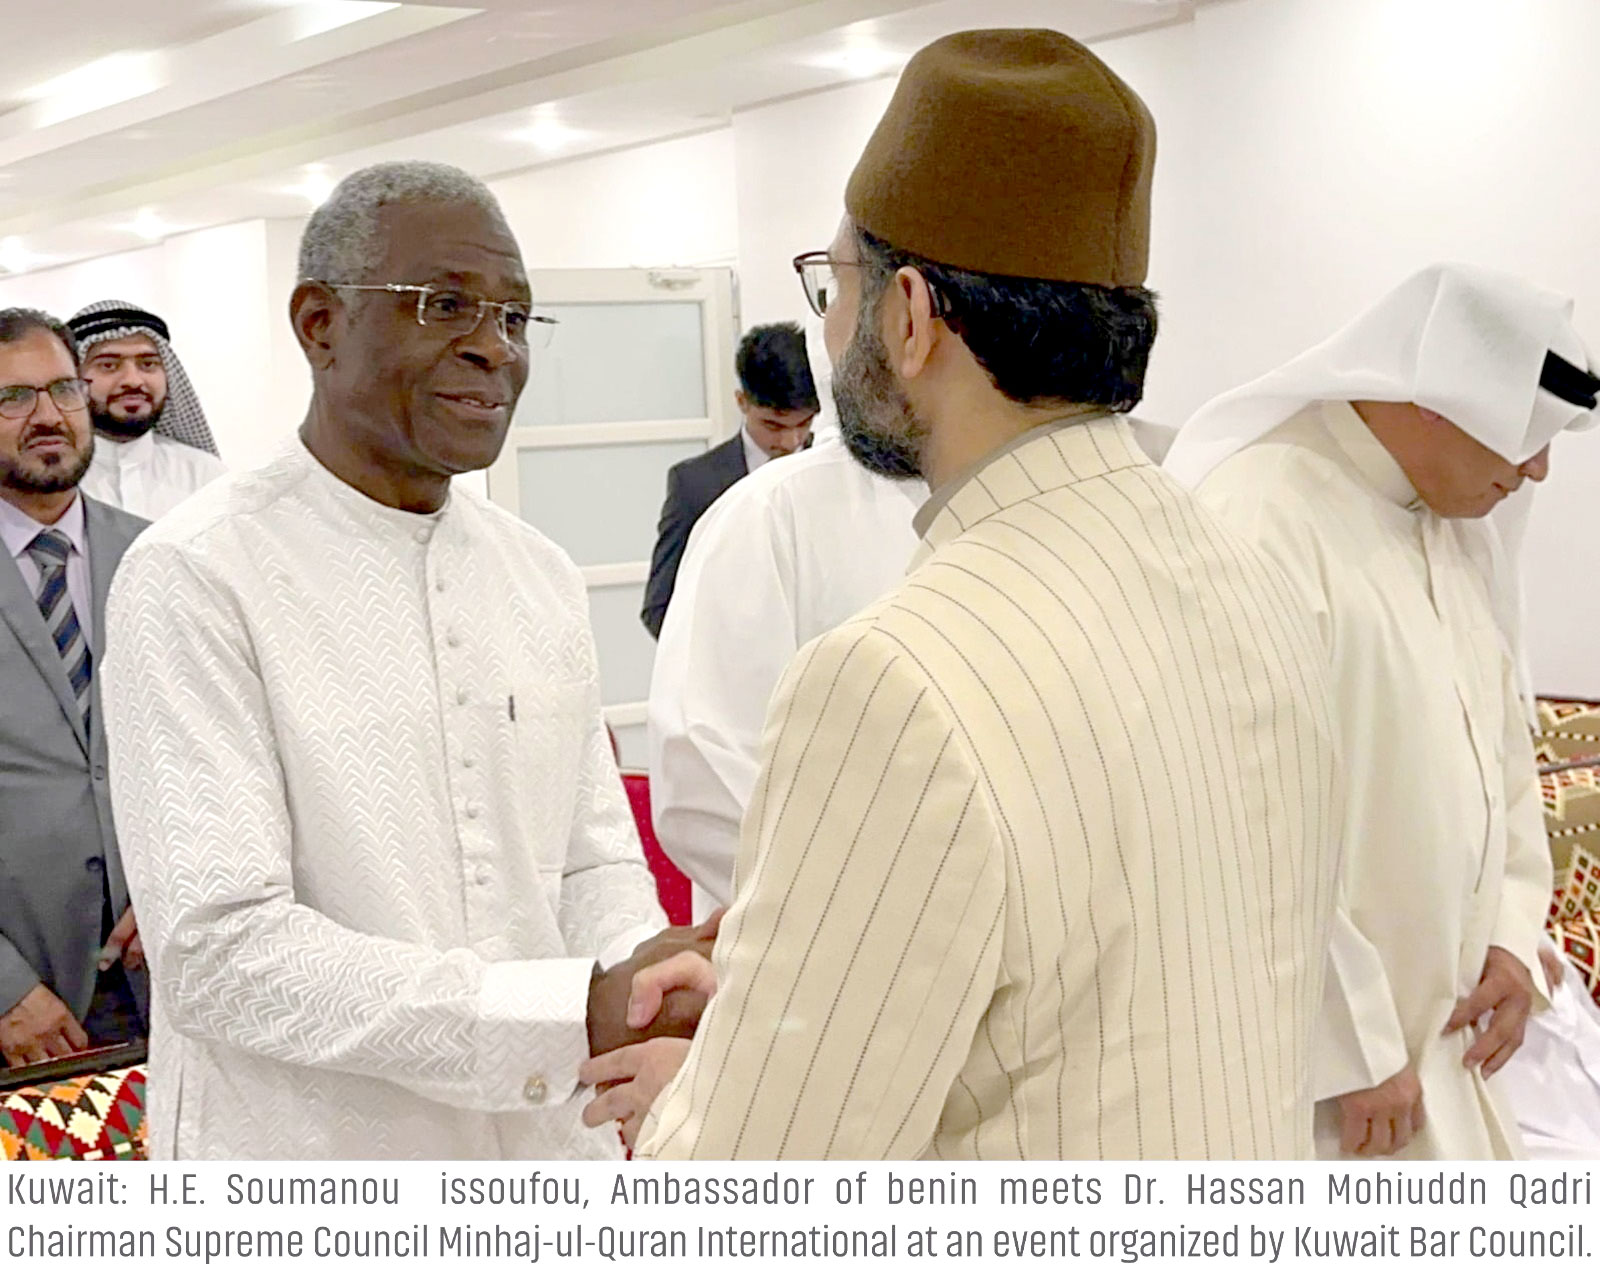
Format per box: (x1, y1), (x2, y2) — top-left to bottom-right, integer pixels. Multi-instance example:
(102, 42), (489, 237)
(0, 0), (1193, 274)
(3, 0), (289, 112)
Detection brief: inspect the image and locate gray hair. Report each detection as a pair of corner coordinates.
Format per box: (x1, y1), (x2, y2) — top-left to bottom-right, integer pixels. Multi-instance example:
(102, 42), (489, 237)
(296, 161), (510, 284)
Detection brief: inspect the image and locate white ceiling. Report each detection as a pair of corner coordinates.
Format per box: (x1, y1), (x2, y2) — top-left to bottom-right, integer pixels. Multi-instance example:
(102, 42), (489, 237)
(0, 0), (1193, 275)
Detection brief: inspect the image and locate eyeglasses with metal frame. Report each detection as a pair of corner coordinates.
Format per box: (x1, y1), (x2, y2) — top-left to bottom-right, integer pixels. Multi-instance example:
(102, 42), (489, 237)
(316, 282), (559, 350)
(0, 378), (90, 420)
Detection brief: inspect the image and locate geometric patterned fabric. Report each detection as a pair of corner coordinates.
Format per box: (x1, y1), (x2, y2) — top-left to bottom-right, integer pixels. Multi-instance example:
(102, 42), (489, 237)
(1549, 910), (1600, 1009)
(1538, 698), (1600, 999)
(0, 1066), (146, 1160)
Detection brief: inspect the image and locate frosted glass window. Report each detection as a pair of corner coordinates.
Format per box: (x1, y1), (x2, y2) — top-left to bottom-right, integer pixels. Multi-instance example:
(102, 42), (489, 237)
(516, 440), (705, 566)
(589, 584), (655, 707)
(613, 722), (648, 771)
(517, 302), (706, 426)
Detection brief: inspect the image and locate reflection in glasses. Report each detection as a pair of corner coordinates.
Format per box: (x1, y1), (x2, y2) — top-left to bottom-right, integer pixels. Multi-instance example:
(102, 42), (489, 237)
(316, 282), (560, 350)
(0, 378), (90, 420)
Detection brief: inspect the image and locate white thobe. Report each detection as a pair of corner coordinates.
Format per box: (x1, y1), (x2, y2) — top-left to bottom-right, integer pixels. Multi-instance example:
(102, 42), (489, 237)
(1196, 400), (1552, 1159)
(102, 440), (665, 1160)
(648, 437), (925, 915)
(1499, 952), (1600, 1158)
(81, 431), (226, 520)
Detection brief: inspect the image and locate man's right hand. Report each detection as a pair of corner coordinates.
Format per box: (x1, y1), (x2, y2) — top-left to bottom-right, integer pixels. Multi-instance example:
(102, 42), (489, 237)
(1336, 1067), (1425, 1156)
(587, 911), (722, 1057)
(0, 984), (90, 1068)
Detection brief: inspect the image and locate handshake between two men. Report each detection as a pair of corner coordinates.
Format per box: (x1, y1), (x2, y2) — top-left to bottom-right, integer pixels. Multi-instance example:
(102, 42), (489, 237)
(581, 912), (723, 1148)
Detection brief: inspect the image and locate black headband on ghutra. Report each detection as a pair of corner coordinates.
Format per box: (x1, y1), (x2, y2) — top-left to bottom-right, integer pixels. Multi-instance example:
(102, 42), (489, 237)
(1541, 351), (1600, 410)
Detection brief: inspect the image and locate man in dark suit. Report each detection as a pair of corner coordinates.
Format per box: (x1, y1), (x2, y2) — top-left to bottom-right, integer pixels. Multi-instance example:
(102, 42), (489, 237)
(0, 308), (148, 1067)
(641, 323), (819, 637)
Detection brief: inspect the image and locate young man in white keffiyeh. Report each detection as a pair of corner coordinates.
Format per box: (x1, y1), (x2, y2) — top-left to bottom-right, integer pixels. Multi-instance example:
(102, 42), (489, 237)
(67, 301), (226, 520)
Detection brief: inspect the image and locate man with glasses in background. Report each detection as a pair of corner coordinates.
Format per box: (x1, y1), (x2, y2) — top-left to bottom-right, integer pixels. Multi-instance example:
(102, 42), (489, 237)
(102, 162), (712, 1159)
(0, 308), (148, 1067)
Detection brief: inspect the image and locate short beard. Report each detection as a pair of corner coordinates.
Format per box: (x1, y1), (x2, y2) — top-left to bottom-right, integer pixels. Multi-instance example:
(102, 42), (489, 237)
(834, 318), (925, 481)
(0, 443), (93, 495)
(91, 402), (161, 441)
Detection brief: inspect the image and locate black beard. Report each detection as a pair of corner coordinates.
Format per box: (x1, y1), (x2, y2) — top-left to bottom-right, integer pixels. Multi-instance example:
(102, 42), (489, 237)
(833, 321), (924, 481)
(0, 443), (93, 495)
(92, 402), (161, 441)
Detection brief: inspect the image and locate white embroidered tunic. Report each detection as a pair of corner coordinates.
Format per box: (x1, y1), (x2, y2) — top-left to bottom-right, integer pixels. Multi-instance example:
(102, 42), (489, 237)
(102, 440), (663, 1159)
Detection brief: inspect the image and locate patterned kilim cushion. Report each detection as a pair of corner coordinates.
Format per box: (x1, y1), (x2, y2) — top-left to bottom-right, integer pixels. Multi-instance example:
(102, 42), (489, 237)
(1536, 697), (1600, 763)
(1550, 912), (1600, 1008)
(1551, 842), (1600, 923)
(0, 1066), (146, 1160)
(1536, 698), (1600, 877)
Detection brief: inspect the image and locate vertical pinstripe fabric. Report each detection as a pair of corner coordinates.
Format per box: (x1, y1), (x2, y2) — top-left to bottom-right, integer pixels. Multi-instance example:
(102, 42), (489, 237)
(639, 417), (1340, 1160)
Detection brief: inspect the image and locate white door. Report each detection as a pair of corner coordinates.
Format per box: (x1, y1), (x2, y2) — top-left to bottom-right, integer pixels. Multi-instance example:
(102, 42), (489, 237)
(486, 267), (739, 768)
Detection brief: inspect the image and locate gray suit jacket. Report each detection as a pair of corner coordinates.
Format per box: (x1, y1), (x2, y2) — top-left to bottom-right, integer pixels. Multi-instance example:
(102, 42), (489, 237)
(0, 494), (147, 1020)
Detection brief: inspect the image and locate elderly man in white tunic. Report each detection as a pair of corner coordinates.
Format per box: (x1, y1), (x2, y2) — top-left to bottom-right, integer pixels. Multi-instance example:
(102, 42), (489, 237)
(1166, 263), (1598, 1158)
(101, 162), (707, 1160)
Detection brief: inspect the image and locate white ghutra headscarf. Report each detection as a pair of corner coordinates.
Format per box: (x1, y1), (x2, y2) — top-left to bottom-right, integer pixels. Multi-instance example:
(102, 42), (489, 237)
(1165, 263), (1596, 487)
(1164, 262), (1598, 702)
(67, 299), (220, 457)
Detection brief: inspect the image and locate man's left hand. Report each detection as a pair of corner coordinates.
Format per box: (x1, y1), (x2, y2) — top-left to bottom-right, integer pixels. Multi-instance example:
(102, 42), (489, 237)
(1444, 945), (1534, 1077)
(580, 1037), (692, 1149)
(99, 908), (144, 973)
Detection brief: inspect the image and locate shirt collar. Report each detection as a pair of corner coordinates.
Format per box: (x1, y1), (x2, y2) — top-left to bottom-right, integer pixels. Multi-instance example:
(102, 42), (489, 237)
(1317, 399), (1423, 511)
(294, 436), (451, 538)
(910, 412), (1144, 566)
(740, 427), (772, 474)
(0, 491), (86, 562)
(912, 410), (1116, 539)
(98, 431), (156, 466)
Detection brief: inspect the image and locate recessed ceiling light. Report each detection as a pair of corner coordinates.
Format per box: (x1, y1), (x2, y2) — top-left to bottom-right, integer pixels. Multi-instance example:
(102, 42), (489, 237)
(0, 237), (36, 274)
(285, 164), (337, 207)
(515, 106), (590, 154)
(122, 209), (174, 242)
(807, 41), (907, 80)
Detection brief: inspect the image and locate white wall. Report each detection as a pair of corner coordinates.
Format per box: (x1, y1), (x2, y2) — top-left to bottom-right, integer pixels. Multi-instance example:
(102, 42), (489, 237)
(494, 128), (737, 272)
(1087, 0), (1600, 693)
(0, 221), (281, 470)
(733, 77), (896, 331)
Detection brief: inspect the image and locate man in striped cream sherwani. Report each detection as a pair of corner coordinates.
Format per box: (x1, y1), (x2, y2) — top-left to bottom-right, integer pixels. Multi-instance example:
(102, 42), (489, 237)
(591, 30), (1342, 1159)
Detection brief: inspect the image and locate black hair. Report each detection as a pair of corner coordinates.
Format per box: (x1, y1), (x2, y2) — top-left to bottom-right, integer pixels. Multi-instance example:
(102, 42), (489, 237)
(0, 307), (78, 366)
(856, 229), (1157, 411)
(735, 322), (819, 413)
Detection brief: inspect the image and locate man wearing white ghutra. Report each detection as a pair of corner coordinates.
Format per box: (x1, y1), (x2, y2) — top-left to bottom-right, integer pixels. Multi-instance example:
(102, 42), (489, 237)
(68, 300), (226, 520)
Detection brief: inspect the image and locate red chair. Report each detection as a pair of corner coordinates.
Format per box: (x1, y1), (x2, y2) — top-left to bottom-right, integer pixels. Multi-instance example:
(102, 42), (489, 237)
(621, 772), (693, 926)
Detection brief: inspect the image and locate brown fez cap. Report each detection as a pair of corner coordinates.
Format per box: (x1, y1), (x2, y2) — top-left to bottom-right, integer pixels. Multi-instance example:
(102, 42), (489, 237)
(844, 28), (1155, 287)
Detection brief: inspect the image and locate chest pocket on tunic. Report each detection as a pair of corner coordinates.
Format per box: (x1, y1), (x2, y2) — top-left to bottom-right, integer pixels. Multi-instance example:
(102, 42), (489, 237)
(510, 678), (590, 873)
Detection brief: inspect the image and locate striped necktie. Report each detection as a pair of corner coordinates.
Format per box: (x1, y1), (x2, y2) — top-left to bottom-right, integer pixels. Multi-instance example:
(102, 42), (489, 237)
(25, 529), (92, 722)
